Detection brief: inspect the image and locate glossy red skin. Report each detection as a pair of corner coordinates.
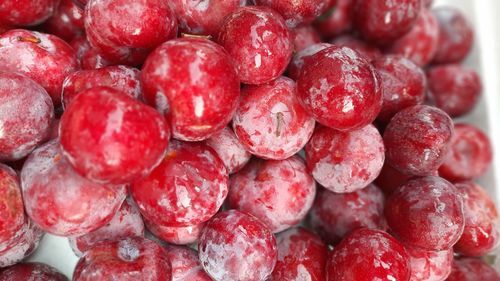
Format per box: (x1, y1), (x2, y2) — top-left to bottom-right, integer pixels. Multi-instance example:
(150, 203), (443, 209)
(432, 7), (473, 64)
(233, 77), (315, 160)
(330, 35), (382, 61)
(228, 156), (316, 233)
(446, 258), (500, 281)
(373, 55), (426, 124)
(84, 0), (177, 65)
(439, 124), (492, 182)
(0, 0), (59, 26)
(384, 105), (454, 176)
(387, 9), (439, 66)
(292, 25), (321, 52)
(0, 71), (54, 162)
(198, 210), (278, 281)
(169, 0), (246, 36)
(354, 0), (420, 44)
(270, 227), (327, 281)
(287, 42), (332, 80)
(314, 0), (354, 39)
(305, 124), (384, 193)
(326, 228), (410, 281)
(217, 6), (293, 85)
(131, 140), (228, 227)
(0, 30), (80, 106)
(21, 140), (127, 236)
(164, 245), (212, 281)
(406, 246), (453, 281)
(307, 185), (386, 245)
(141, 38), (240, 141)
(454, 182), (500, 257)
(145, 218), (204, 245)
(205, 126), (251, 174)
(70, 35), (112, 70)
(62, 65), (141, 109)
(385, 176), (465, 250)
(60, 87), (169, 184)
(427, 64), (481, 117)
(0, 165), (25, 246)
(255, 0), (330, 28)
(69, 198), (145, 257)
(0, 262), (68, 281)
(0, 219), (43, 268)
(42, 0), (84, 41)
(73, 237), (172, 281)
(297, 45), (382, 131)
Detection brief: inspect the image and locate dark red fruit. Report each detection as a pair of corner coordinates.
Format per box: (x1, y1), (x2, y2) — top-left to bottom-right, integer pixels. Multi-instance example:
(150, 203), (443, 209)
(42, 0), (84, 41)
(406, 247), (453, 281)
(164, 245), (212, 281)
(70, 35), (112, 70)
(0, 165), (25, 246)
(292, 25), (321, 52)
(287, 42), (332, 80)
(375, 163), (412, 195)
(0, 0), (59, 26)
(330, 35), (382, 62)
(145, 218), (204, 245)
(0, 220), (43, 268)
(446, 258), (500, 281)
(314, 0), (354, 39)
(205, 126), (252, 175)
(255, 0), (331, 28)
(0, 262), (68, 281)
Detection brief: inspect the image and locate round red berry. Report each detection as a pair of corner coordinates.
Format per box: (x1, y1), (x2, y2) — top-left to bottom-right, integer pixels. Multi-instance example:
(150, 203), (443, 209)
(0, 164), (25, 245)
(0, 262), (67, 281)
(164, 245), (212, 281)
(314, 0), (354, 39)
(145, 218), (204, 246)
(205, 126), (252, 175)
(0, 220), (43, 268)
(447, 258), (500, 281)
(292, 25), (321, 52)
(287, 42), (332, 80)
(70, 35), (112, 70)
(255, 0), (331, 28)
(330, 35), (382, 62)
(42, 0), (84, 42)
(406, 246), (453, 281)
(0, 0), (59, 26)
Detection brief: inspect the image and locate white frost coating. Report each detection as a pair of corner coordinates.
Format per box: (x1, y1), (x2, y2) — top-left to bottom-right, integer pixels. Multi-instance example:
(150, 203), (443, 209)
(193, 96), (205, 118)
(155, 91), (170, 114)
(0, 122), (4, 139)
(176, 186), (192, 208)
(118, 239), (140, 261)
(132, 28), (142, 35)
(194, 0), (210, 12)
(385, 12), (392, 25)
(342, 97), (354, 113)
(296, 264), (313, 281)
(189, 50), (205, 84)
(254, 54), (262, 68)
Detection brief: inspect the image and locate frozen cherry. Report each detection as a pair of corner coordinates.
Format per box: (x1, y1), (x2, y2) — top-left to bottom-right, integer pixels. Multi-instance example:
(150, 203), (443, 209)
(432, 7), (473, 64)
(70, 35), (112, 70)
(217, 6), (293, 85)
(233, 77), (315, 160)
(228, 156), (316, 233)
(427, 64), (482, 117)
(354, 0), (421, 44)
(0, 165), (25, 246)
(20, 140), (127, 236)
(198, 210), (277, 281)
(287, 42), (332, 80)
(141, 37), (240, 141)
(0, 220), (43, 268)
(307, 184), (386, 244)
(326, 228), (410, 281)
(131, 140), (228, 227)
(384, 105), (454, 176)
(42, 0), (84, 41)
(0, 30), (80, 106)
(292, 25), (321, 52)
(439, 123), (492, 182)
(330, 35), (382, 62)
(0, 262), (67, 281)
(62, 65), (142, 109)
(385, 176), (465, 250)
(270, 227), (328, 281)
(406, 246), (453, 281)
(446, 258), (500, 281)
(0, 0), (59, 26)
(255, 0), (330, 28)
(387, 9), (439, 66)
(146, 219), (204, 246)
(0, 71), (54, 162)
(60, 86), (169, 184)
(454, 182), (500, 257)
(305, 124), (384, 193)
(205, 126), (251, 175)
(375, 163), (412, 195)
(164, 245), (211, 281)
(69, 198), (145, 257)
(314, 0), (354, 39)
(297, 46), (382, 131)
(373, 55), (426, 124)
(73, 237), (172, 281)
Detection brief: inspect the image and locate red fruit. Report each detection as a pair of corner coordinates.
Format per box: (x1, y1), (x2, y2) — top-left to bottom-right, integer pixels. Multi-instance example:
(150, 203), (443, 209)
(228, 156), (316, 233)
(385, 176), (465, 250)
(375, 163), (413, 195)
(198, 210), (278, 281)
(164, 245), (212, 281)
(454, 182), (500, 257)
(0, 220), (43, 268)
(297, 46), (382, 131)
(0, 165), (25, 245)
(0, 71), (54, 162)
(326, 228), (411, 281)
(427, 64), (482, 117)
(305, 124), (384, 193)
(446, 258), (500, 281)
(388, 9), (439, 66)
(255, 0), (330, 28)
(72, 237), (172, 281)
(0, 262), (67, 281)
(217, 6), (293, 85)
(373, 55), (426, 124)
(354, 0), (421, 44)
(131, 140), (228, 227)
(270, 227), (328, 281)
(84, 0), (177, 65)
(292, 25), (321, 52)
(330, 35), (382, 62)
(42, 0), (84, 41)
(0, 0), (59, 26)
(69, 198), (145, 257)
(145, 218), (204, 245)
(62, 65), (142, 109)
(287, 42), (332, 80)
(383, 105), (454, 176)
(141, 38), (240, 141)
(169, 0), (246, 36)
(0, 29), (80, 106)
(307, 184), (386, 244)
(60, 87), (169, 184)
(205, 126), (251, 174)
(233, 77), (315, 160)
(314, 0), (354, 39)
(20, 140), (127, 236)
(432, 7), (473, 64)
(406, 247), (453, 281)
(70, 35), (112, 70)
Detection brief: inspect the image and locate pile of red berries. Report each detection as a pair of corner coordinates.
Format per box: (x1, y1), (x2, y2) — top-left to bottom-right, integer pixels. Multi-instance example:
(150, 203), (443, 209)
(0, 0), (498, 280)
